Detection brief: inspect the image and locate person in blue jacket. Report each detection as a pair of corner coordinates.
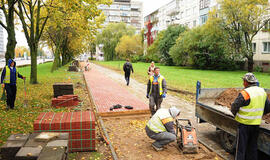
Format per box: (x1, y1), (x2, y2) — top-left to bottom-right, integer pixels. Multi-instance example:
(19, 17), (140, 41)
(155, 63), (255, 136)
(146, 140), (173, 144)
(1, 59), (26, 110)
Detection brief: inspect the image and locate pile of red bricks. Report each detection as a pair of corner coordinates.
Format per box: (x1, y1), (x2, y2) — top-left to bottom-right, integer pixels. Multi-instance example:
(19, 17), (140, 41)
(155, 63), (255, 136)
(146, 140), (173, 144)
(33, 111), (96, 152)
(52, 95), (79, 108)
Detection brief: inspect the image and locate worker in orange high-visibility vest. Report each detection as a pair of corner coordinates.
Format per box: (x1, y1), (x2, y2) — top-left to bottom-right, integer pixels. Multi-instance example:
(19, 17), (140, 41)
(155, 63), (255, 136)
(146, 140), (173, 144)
(146, 67), (167, 115)
(1, 59), (26, 110)
(231, 73), (270, 160)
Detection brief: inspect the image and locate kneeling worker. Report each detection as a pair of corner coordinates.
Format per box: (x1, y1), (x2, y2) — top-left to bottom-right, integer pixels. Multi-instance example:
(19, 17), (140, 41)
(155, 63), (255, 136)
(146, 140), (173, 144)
(145, 106), (180, 151)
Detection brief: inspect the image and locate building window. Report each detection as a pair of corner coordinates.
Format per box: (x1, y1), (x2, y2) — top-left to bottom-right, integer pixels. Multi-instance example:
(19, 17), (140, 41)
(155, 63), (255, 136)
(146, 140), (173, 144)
(263, 42), (270, 53)
(264, 21), (270, 30)
(200, 0), (210, 9)
(252, 43), (256, 53)
(200, 14), (208, 24)
(193, 20), (197, 27)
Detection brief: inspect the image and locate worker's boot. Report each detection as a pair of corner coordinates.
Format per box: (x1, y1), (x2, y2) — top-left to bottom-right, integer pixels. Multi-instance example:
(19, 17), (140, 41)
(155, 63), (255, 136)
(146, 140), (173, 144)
(152, 143), (163, 151)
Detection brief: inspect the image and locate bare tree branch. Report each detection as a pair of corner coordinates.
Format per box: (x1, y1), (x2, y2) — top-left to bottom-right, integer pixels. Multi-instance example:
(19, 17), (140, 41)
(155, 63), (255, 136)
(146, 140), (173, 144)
(20, 0), (31, 21)
(1, 0), (7, 18)
(16, 1), (30, 42)
(0, 20), (7, 30)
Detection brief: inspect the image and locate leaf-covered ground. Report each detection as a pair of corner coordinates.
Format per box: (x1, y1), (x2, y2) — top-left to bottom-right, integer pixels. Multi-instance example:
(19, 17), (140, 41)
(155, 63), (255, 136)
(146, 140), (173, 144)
(0, 62), (111, 160)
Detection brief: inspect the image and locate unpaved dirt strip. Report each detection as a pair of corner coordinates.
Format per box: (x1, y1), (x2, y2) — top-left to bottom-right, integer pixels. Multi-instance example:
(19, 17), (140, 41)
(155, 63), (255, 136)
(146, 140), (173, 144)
(87, 63), (227, 160)
(103, 115), (220, 160)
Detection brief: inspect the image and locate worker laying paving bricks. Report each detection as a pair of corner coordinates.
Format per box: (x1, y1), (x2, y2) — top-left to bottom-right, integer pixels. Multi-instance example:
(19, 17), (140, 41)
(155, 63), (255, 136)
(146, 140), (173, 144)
(83, 63), (221, 160)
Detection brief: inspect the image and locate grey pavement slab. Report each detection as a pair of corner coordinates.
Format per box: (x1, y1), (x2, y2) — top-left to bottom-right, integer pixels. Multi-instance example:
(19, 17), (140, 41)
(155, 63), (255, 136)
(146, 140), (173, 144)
(7, 134), (29, 141)
(46, 140), (68, 147)
(24, 133), (47, 148)
(15, 146), (42, 160)
(1, 140), (26, 160)
(37, 147), (66, 160)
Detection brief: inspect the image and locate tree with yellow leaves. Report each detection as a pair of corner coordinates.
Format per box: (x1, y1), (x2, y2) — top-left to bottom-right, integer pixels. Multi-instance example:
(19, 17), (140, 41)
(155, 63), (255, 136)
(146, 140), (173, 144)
(41, 0), (110, 72)
(115, 34), (143, 61)
(15, 46), (29, 57)
(211, 0), (270, 72)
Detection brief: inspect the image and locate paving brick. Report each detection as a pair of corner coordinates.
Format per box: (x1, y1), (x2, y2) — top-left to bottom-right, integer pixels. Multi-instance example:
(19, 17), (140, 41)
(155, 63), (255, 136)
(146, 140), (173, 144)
(33, 111), (95, 152)
(84, 67), (149, 115)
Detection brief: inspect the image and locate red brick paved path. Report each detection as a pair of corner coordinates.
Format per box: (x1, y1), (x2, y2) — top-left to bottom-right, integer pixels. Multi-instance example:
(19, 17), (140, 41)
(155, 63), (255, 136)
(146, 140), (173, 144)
(84, 66), (149, 115)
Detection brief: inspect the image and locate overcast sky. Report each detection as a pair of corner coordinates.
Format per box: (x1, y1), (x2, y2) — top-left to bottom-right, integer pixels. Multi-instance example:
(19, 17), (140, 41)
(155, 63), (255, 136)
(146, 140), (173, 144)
(6, 0), (171, 48)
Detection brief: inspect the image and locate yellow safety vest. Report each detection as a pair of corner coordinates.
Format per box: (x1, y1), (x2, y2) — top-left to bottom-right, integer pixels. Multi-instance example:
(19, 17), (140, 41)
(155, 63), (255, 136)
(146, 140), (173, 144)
(235, 86), (267, 125)
(3, 66), (18, 84)
(146, 108), (173, 133)
(149, 75), (164, 95)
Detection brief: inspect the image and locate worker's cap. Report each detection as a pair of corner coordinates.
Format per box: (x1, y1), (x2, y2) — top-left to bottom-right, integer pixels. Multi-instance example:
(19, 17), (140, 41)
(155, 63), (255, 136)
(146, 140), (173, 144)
(169, 106), (181, 118)
(242, 72), (258, 83)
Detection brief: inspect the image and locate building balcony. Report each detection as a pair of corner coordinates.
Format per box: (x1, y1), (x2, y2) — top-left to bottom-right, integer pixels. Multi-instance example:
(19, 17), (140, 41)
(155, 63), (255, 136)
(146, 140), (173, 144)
(167, 7), (180, 16)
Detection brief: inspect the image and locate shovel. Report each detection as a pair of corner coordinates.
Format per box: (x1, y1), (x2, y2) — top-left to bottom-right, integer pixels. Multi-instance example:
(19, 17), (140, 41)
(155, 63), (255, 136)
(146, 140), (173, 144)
(23, 79), (28, 107)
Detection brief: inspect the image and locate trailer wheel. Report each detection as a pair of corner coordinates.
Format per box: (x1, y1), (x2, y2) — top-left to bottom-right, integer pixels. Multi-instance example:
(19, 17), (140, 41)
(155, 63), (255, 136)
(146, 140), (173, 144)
(220, 130), (236, 154)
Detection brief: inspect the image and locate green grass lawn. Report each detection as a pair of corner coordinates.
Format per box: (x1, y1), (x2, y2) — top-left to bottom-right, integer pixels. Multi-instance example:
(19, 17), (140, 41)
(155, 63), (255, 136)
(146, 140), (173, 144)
(0, 62), (82, 145)
(94, 61), (270, 93)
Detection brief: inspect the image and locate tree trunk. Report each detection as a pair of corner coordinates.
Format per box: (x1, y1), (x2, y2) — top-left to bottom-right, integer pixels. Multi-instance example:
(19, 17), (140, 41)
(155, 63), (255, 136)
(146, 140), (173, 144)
(5, 0), (17, 63)
(30, 43), (38, 84)
(51, 43), (62, 72)
(247, 56), (254, 72)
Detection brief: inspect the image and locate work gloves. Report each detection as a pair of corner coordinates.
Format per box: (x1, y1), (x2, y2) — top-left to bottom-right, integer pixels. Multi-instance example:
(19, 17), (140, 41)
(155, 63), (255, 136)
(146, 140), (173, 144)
(162, 93), (166, 98)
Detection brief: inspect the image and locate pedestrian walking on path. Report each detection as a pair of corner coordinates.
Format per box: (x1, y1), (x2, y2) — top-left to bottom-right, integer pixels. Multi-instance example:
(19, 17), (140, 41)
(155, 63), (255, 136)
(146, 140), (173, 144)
(1, 59), (26, 110)
(146, 67), (167, 115)
(231, 73), (270, 160)
(145, 106), (180, 151)
(147, 61), (155, 76)
(123, 59), (134, 86)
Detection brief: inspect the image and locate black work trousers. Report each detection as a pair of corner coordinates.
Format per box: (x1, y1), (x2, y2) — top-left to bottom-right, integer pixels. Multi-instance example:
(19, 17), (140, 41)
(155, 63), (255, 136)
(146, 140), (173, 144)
(124, 71), (131, 85)
(235, 123), (259, 160)
(5, 84), (17, 109)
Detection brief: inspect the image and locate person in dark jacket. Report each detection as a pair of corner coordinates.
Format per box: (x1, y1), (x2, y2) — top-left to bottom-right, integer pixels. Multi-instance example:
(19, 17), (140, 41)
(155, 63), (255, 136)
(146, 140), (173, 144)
(146, 67), (167, 115)
(1, 59), (26, 110)
(145, 106), (180, 151)
(123, 59), (134, 86)
(231, 73), (270, 160)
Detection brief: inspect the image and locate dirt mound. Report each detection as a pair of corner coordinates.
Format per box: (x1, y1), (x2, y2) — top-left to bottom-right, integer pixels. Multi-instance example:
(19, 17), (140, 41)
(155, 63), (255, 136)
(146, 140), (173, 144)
(215, 89), (270, 124)
(215, 88), (240, 109)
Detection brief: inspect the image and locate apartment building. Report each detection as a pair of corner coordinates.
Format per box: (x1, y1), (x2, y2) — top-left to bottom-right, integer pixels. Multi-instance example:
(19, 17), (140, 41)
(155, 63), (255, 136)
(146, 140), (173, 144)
(98, 0), (143, 33)
(96, 0), (143, 60)
(252, 22), (270, 72)
(0, 13), (4, 58)
(144, 0), (200, 46)
(179, 0), (199, 28)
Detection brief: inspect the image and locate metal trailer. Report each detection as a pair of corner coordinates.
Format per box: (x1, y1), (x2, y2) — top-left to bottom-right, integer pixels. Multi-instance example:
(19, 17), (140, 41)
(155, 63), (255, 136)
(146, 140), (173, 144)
(195, 81), (270, 156)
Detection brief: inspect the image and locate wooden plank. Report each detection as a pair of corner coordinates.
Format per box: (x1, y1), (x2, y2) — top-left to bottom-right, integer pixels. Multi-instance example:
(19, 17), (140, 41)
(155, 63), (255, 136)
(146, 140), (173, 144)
(98, 109), (150, 117)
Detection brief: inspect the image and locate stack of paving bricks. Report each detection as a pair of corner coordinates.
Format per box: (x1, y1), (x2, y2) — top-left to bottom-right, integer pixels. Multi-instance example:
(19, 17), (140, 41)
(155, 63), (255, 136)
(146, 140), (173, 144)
(0, 132), (68, 160)
(68, 66), (78, 72)
(52, 95), (79, 108)
(33, 111), (96, 152)
(53, 83), (74, 98)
